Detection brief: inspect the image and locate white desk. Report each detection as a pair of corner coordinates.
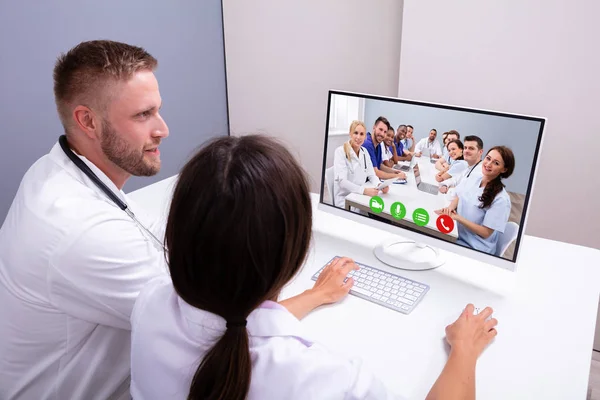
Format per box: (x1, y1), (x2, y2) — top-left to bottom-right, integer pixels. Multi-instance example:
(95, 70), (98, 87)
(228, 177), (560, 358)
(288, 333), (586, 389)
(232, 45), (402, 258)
(129, 176), (600, 400)
(344, 156), (459, 242)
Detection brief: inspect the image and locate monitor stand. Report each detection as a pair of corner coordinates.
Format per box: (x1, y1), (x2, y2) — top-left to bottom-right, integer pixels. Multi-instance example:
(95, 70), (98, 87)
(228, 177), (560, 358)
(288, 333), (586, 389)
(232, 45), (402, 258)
(373, 238), (444, 271)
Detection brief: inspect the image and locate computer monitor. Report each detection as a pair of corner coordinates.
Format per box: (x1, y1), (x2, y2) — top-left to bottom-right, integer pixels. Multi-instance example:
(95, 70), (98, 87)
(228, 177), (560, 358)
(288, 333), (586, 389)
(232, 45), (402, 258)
(320, 90), (545, 272)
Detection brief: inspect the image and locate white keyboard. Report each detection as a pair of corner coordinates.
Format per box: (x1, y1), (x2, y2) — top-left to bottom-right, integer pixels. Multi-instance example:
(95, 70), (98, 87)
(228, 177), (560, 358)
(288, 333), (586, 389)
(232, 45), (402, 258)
(311, 257), (430, 315)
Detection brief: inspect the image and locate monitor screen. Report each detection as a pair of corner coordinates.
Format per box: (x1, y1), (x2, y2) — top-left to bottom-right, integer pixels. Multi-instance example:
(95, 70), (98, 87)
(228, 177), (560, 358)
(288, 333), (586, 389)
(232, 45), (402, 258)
(320, 90), (545, 268)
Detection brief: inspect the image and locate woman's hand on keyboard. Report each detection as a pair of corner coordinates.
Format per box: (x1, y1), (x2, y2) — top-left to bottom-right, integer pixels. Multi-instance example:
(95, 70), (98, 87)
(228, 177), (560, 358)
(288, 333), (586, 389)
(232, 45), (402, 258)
(310, 257), (359, 304)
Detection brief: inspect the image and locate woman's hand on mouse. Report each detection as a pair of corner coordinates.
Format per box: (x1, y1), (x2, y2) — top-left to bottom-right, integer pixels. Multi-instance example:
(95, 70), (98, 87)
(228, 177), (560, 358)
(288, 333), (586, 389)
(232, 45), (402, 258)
(445, 304), (498, 360)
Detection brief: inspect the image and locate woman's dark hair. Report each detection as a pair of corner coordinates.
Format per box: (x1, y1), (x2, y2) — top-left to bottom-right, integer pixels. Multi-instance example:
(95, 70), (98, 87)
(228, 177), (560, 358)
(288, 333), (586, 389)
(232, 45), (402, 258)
(447, 139), (464, 161)
(164, 135), (313, 400)
(479, 146), (515, 209)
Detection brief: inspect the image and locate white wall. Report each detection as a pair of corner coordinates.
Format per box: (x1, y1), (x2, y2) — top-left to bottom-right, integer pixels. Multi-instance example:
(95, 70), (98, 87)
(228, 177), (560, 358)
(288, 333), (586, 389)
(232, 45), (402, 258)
(222, 0), (404, 192)
(398, 0), (600, 250)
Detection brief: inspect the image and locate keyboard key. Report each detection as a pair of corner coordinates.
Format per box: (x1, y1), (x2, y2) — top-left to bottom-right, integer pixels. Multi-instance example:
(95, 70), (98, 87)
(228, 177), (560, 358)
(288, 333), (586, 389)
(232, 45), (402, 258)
(405, 295), (417, 301)
(351, 286), (374, 297)
(397, 297), (414, 305)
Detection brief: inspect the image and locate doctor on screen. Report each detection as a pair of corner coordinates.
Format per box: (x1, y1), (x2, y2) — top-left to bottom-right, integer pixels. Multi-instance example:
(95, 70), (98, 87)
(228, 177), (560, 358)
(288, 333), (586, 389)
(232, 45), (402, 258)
(414, 129), (443, 158)
(332, 120), (387, 208)
(130, 135), (498, 400)
(436, 146), (515, 255)
(435, 139), (468, 183)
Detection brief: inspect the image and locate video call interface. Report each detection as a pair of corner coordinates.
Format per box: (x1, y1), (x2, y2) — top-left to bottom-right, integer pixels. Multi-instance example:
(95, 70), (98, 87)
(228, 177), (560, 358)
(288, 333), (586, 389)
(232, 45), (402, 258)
(321, 92), (544, 262)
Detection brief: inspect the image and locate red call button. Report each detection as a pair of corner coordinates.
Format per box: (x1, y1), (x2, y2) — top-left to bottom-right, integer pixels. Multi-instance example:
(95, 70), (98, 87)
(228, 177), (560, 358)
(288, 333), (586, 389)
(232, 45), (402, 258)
(436, 214), (454, 234)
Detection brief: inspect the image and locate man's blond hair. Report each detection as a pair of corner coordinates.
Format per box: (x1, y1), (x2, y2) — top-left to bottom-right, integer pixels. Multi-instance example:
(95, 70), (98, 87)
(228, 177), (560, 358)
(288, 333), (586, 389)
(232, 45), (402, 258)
(53, 40), (157, 135)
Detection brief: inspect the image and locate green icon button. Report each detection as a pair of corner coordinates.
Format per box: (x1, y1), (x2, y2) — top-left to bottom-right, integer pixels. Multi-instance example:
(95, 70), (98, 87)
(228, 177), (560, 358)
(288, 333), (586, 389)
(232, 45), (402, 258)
(412, 208), (429, 226)
(391, 202), (406, 220)
(369, 196), (384, 214)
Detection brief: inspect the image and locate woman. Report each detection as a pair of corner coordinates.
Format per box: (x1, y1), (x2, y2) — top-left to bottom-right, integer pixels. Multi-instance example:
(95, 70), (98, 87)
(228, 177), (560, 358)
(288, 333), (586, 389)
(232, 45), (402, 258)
(436, 146), (515, 255)
(130, 135), (498, 400)
(435, 139), (468, 182)
(332, 120), (387, 208)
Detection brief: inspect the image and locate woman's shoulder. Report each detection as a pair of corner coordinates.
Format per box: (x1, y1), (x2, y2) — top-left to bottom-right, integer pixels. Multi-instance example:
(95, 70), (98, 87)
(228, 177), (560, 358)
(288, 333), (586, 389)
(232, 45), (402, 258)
(131, 275), (172, 326)
(491, 187), (512, 206)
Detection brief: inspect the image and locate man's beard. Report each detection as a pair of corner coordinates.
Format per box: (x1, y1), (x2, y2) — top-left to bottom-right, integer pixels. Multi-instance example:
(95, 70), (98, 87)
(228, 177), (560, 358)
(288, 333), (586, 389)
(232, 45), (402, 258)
(100, 121), (160, 177)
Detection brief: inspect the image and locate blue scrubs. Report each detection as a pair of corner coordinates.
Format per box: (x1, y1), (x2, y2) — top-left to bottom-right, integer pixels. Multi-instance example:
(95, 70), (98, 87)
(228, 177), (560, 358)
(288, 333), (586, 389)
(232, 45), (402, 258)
(455, 176), (512, 254)
(364, 133), (383, 169)
(447, 160), (468, 177)
(394, 140), (404, 157)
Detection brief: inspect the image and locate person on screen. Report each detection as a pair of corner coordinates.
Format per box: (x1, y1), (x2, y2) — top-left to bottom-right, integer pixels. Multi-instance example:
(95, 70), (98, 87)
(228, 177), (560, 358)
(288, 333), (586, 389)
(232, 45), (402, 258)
(439, 135), (484, 195)
(130, 134), (499, 400)
(435, 140), (468, 183)
(404, 125), (416, 152)
(435, 146), (515, 255)
(437, 132), (450, 170)
(382, 126), (396, 168)
(437, 130), (461, 170)
(392, 125), (413, 163)
(414, 129), (442, 159)
(363, 116), (406, 180)
(332, 120), (387, 208)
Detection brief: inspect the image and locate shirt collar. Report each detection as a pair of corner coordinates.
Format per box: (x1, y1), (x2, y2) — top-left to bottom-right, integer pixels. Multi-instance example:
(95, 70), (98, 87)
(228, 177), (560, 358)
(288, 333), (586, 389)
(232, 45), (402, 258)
(177, 297), (315, 346)
(49, 140), (127, 204)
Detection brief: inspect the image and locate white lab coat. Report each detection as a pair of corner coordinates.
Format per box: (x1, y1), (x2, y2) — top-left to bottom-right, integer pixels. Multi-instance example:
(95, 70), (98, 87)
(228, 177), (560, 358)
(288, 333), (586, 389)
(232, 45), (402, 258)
(130, 276), (406, 399)
(0, 142), (166, 400)
(333, 144), (380, 208)
(414, 138), (442, 157)
(381, 142), (393, 162)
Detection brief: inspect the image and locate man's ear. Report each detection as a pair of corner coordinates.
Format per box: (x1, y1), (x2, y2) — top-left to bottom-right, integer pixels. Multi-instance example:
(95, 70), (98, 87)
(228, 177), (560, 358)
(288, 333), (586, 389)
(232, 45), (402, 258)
(72, 105), (100, 139)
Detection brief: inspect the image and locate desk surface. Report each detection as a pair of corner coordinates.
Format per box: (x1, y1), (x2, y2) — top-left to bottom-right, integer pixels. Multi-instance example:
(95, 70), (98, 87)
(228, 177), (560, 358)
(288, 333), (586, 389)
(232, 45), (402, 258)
(129, 175), (600, 400)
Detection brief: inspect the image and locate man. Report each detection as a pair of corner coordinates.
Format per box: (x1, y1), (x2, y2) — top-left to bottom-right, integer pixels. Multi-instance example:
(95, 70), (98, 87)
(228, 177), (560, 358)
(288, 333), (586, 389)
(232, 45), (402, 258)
(392, 124), (413, 163)
(0, 40), (331, 400)
(439, 135), (484, 195)
(414, 128), (443, 159)
(404, 124), (416, 152)
(381, 126), (396, 168)
(363, 116), (406, 180)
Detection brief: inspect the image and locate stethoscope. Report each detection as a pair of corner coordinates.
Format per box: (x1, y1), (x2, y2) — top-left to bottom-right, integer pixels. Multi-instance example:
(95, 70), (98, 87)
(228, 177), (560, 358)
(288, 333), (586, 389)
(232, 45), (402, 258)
(58, 135), (166, 252)
(466, 160), (482, 178)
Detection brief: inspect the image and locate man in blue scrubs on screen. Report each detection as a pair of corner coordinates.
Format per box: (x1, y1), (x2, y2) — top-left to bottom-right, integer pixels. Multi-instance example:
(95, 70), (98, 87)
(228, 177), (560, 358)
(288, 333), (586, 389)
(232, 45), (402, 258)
(364, 116), (405, 180)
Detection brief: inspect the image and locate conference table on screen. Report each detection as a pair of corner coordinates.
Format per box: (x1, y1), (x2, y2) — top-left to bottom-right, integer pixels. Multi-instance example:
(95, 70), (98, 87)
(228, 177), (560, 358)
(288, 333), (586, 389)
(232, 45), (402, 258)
(345, 155), (458, 242)
(128, 175), (600, 400)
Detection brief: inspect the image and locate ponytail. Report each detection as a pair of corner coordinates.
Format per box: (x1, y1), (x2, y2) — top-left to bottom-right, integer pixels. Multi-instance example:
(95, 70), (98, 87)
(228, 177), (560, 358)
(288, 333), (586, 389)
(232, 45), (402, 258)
(478, 176), (504, 209)
(188, 326), (251, 400)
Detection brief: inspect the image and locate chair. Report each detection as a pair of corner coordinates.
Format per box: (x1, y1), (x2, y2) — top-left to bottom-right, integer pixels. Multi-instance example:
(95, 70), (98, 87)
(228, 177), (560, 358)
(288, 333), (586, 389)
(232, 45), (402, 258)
(325, 166), (335, 205)
(496, 221), (519, 257)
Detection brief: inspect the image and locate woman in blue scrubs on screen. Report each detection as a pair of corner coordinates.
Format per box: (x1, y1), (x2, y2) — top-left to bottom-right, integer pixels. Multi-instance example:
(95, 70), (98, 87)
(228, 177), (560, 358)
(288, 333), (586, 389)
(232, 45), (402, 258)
(436, 146), (515, 255)
(332, 120), (387, 208)
(435, 139), (468, 183)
